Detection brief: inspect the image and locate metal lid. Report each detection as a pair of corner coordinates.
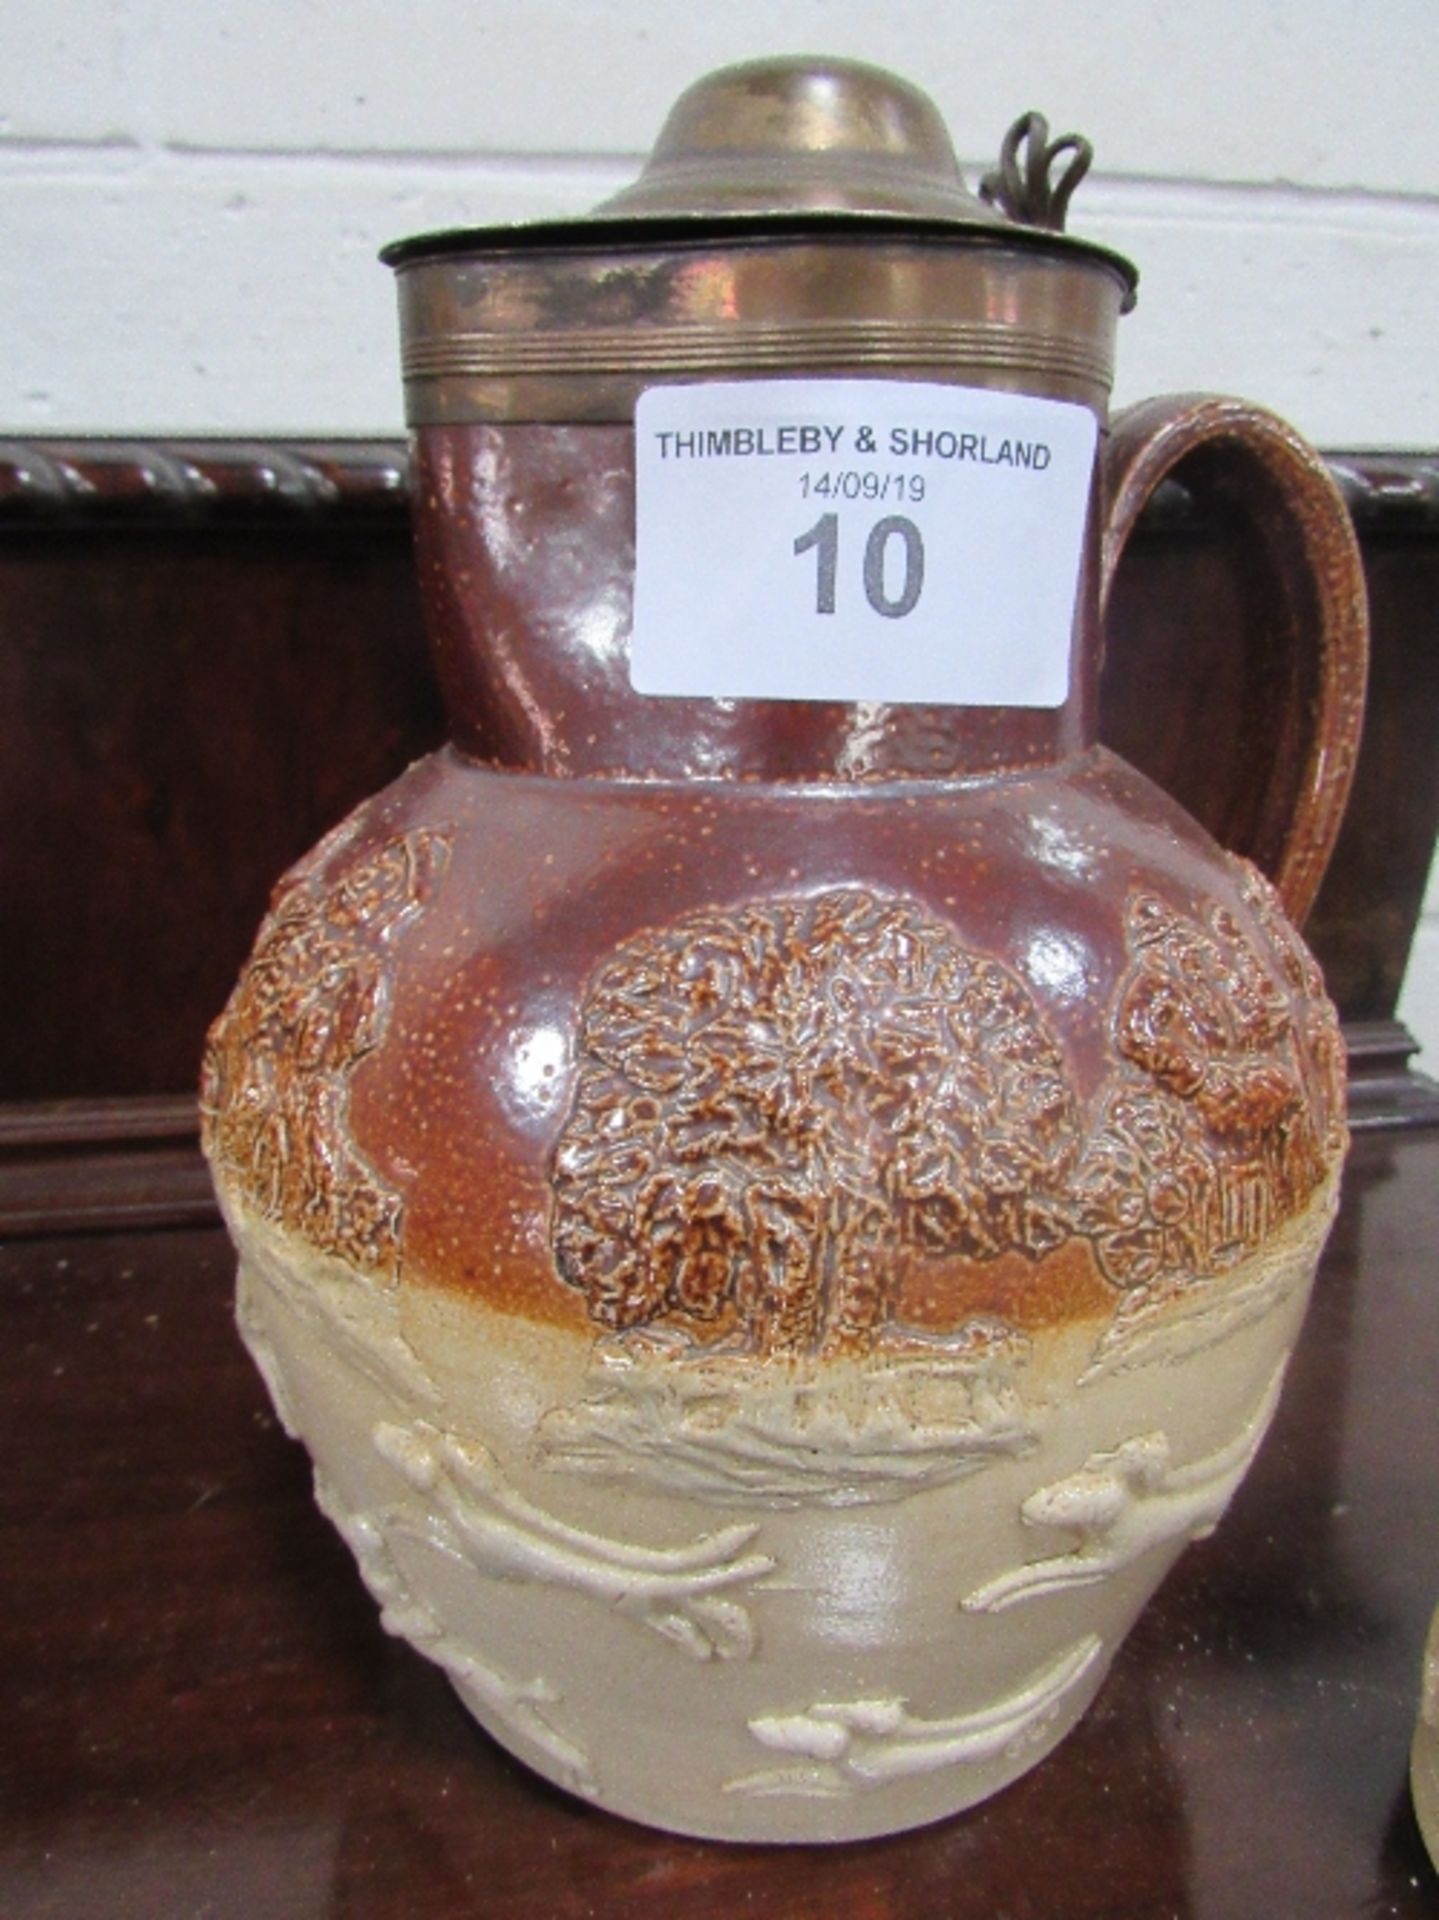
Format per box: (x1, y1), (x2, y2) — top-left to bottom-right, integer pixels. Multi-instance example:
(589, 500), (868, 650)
(380, 55), (1137, 302)
(385, 58), (1137, 425)
(591, 55), (1005, 225)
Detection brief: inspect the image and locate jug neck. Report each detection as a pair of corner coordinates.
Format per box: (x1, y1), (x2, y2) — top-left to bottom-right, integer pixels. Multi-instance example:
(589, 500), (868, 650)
(412, 421), (1102, 785)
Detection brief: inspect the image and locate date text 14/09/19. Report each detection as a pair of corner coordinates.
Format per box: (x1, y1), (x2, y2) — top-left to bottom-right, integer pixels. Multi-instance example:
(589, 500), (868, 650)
(801, 471), (926, 503)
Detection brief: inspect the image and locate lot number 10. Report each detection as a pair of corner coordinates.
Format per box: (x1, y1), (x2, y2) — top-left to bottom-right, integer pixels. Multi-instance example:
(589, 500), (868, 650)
(793, 511), (926, 619)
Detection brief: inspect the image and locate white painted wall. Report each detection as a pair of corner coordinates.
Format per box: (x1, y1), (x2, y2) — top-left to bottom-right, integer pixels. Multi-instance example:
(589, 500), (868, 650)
(3, 0), (1437, 1060)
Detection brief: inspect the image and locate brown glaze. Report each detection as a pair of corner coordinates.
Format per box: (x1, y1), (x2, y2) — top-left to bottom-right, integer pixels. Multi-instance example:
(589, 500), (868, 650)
(897, 1237), (1116, 1337)
(9, 435), (1431, 1134)
(1102, 396), (1369, 925)
(551, 889), (1081, 1357)
(206, 733), (1344, 1345)
(1080, 868), (1345, 1287)
(201, 819), (450, 1276)
(548, 869), (1342, 1354)
(411, 423), (1097, 780)
(202, 380), (1367, 1359)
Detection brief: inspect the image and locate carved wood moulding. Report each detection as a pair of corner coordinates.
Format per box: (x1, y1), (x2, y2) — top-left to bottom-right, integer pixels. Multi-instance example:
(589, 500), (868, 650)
(0, 440), (409, 527)
(1, 440), (1436, 533)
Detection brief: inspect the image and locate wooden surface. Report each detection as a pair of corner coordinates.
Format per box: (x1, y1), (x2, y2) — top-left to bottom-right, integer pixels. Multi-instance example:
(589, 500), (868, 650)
(2, 1125), (1436, 1918)
(0, 445), (441, 1102)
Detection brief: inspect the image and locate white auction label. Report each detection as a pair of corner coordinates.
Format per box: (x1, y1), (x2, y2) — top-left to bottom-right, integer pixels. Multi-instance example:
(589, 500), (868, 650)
(630, 378), (1097, 707)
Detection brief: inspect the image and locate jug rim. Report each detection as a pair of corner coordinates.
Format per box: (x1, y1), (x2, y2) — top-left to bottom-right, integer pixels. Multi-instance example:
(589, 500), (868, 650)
(380, 210), (1138, 307)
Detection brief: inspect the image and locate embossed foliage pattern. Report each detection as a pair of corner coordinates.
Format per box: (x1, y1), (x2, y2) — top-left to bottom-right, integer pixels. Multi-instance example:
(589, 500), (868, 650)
(551, 890), (1080, 1358)
(201, 822), (448, 1276)
(206, 838), (1343, 1336)
(551, 868), (1344, 1352)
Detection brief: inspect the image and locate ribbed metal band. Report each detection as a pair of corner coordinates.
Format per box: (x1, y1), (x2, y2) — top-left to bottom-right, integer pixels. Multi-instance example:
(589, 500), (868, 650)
(402, 319), (1114, 393)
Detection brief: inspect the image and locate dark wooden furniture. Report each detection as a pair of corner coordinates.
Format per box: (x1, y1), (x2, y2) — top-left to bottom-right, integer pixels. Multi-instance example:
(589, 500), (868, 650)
(2, 1125), (1435, 1917)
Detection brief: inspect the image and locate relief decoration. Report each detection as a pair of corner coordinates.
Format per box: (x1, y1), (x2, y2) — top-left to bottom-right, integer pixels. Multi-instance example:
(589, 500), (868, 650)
(537, 1317), (1034, 1508)
(312, 1466), (596, 1795)
(370, 1418), (775, 1662)
(549, 868), (1342, 1371)
(726, 1633), (1102, 1799)
(551, 890), (1081, 1361)
(962, 1358), (1287, 1613)
(1074, 868), (1346, 1292)
(201, 821), (448, 1278)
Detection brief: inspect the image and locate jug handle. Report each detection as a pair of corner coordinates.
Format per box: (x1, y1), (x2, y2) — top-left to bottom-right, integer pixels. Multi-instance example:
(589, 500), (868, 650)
(1100, 394), (1368, 926)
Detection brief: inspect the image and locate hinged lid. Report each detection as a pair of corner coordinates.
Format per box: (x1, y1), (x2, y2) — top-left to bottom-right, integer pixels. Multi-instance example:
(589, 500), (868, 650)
(384, 55), (1134, 284)
(384, 56), (1136, 425)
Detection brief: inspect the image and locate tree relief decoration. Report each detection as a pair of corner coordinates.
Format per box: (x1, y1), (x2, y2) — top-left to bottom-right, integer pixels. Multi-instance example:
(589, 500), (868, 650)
(1232, 856), (1347, 1148)
(1071, 868), (1345, 1292)
(201, 823), (449, 1278)
(550, 889), (1080, 1362)
(546, 873), (1343, 1402)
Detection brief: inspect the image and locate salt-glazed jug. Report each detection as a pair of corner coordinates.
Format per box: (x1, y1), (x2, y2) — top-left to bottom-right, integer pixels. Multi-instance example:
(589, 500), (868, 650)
(202, 57), (1368, 1842)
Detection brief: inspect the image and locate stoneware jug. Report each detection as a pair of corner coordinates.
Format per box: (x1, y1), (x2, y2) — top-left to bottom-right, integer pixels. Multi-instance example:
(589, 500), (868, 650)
(202, 56), (1368, 1843)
